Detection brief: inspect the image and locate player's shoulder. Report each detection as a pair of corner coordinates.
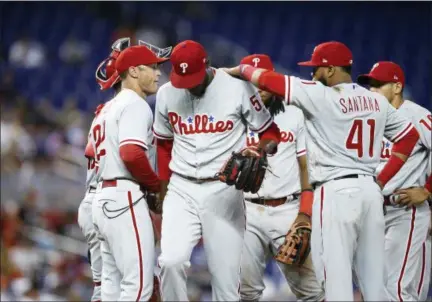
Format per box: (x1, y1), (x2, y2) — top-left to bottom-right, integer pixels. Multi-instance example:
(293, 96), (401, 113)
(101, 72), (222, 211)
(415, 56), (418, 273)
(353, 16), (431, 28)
(157, 81), (185, 101)
(217, 68), (257, 91)
(403, 100), (431, 116)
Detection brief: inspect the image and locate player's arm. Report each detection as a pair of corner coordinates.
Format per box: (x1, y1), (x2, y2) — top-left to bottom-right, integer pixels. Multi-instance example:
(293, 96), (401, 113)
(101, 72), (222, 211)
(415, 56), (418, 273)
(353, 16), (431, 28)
(154, 88), (175, 200)
(241, 84), (281, 155)
(225, 65), (324, 116)
(294, 112), (313, 219)
(118, 101), (160, 193)
(394, 111), (432, 206)
(377, 104), (420, 189)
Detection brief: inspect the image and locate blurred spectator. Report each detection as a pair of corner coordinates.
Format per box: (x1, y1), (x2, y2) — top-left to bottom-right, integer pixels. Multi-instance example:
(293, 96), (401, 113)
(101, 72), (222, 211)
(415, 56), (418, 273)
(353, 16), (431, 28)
(59, 35), (91, 66)
(0, 70), (17, 101)
(136, 20), (168, 47)
(8, 34), (46, 69)
(111, 22), (136, 44)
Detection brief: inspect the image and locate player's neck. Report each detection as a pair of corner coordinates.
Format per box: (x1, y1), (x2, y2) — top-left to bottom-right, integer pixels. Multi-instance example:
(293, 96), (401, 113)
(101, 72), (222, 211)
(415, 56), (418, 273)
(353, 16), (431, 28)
(122, 82), (147, 99)
(329, 74), (352, 87)
(390, 96), (404, 109)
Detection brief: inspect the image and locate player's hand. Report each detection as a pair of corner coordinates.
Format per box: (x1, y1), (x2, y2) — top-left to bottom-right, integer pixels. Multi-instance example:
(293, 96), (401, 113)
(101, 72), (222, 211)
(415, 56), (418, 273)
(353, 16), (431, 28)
(241, 146), (262, 157)
(393, 187), (431, 209)
(293, 212), (311, 225)
(222, 65), (242, 78)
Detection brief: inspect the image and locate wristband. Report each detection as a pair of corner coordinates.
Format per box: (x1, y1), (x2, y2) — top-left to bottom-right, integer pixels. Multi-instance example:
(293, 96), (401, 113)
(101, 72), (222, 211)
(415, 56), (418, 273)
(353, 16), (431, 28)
(299, 190), (314, 217)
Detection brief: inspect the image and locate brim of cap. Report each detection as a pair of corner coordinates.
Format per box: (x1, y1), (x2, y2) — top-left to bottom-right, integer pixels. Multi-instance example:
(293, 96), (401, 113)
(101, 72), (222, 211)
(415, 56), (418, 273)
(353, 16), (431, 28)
(170, 67), (206, 89)
(357, 74), (376, 85)
(298, 60), (321, 67)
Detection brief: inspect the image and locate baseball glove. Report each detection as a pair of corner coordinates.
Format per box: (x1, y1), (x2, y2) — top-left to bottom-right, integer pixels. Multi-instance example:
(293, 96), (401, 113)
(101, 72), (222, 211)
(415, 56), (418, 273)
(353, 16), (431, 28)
(274, 220), (312, 266)
(217, 148), (267, 193)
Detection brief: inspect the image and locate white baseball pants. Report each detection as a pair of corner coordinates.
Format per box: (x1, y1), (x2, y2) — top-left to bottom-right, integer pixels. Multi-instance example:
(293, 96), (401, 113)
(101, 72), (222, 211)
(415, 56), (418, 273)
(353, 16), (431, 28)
(311, 175), (387, 301)
(240, 198), (324, 301)
(418, 235), (431, 301)
(92, 180), (155, 301)
(384, 202), (431, 301)
(158, 173), (246, 301)
(77, 189), (101, 302)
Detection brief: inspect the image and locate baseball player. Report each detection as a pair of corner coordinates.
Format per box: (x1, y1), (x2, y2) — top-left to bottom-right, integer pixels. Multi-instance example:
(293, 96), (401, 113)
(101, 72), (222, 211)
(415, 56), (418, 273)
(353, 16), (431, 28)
(357, 61), (431, 301)
(90, 45), (168, 301)
(238, 54), (324, 301)
(77, 37), (129, 302)
(224, 41), (420, 301)
(153, 40), (281, 301)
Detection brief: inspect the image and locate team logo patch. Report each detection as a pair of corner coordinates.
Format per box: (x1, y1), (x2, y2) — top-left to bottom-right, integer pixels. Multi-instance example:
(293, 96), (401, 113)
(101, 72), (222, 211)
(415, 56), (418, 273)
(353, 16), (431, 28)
(180, 62), (188, 73)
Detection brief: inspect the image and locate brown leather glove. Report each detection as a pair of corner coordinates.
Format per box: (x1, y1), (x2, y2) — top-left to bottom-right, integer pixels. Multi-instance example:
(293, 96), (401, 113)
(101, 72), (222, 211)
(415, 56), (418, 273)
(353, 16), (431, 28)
(274, 220), (312, 266)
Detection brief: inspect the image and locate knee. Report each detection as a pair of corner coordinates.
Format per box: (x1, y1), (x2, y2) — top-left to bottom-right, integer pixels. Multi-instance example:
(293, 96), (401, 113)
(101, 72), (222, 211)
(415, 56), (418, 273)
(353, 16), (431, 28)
(240, 283), (263, 302)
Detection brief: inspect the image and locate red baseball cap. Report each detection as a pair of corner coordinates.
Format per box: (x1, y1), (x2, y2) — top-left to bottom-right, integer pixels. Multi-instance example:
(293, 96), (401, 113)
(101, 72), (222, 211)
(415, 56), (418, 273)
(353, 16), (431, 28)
(115, 45), (169, 74)
(169, 40), (208, 89)
(357, 61), (405, 87)
(100, 45), (169, 90)
(240, 54), (274, 70)
(298, 41), (353, 67)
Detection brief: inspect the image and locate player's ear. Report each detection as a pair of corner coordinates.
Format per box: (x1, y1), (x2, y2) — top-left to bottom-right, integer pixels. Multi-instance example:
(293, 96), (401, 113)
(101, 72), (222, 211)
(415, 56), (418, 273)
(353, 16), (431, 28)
(205, 57), (210, 67)
(327, 66), (336, 78)
(128, 66), (139, 79)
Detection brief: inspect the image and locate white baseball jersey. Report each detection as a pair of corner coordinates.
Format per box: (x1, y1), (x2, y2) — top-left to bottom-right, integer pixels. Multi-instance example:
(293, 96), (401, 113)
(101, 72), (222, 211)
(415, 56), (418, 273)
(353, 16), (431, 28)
(153, 69), (273, 179)
(90, 89), (155, 181)
(85, 137), (98, 189)
(376, 100), (431, 195)
(244, 105), (306, 199)
(283, 77), (413, 184)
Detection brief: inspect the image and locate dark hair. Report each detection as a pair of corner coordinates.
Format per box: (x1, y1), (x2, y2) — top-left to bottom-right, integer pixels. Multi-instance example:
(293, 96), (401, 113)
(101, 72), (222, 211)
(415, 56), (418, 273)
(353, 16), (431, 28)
(267, 96), (285, 116)
(340, 65), (352, 75)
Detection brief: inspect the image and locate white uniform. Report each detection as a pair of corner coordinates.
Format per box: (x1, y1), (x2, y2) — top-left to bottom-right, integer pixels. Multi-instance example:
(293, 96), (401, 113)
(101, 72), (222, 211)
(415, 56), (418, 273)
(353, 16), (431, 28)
(281, 76), (413, 301)
(91, 89), (156, 301)
(77, 131), (102, 302)
(153, 69), (273, 301)
(376, 101), (431, 301)
(240, 105), (324, 301)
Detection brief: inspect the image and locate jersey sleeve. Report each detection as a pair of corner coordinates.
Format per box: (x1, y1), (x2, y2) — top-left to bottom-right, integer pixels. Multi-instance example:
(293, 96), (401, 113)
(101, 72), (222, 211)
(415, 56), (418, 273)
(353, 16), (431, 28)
(296, 111), (307, 157)
(414, 110), (432, 151)
(241, 82), (273, 133)
(383, 104), (414, 143)
(118, 101), (152, 150)
(153, 88), (174, 140)
(285, 76), (327, 116)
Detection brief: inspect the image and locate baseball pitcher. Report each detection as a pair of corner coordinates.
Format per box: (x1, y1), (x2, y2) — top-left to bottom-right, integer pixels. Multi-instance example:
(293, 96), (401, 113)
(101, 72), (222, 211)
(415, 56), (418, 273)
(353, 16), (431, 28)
(90, 45), (168, 301)
(224, 41), (420, 301)
(357, 61), (431, 301)
(153, 40), (281, 301)
(238, 54), (325, 301)
(77, 37), (129, 302)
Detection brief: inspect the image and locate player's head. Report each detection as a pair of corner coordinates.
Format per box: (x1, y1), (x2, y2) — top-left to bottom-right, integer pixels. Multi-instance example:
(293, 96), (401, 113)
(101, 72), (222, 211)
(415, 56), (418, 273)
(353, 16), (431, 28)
(298, 41), (353, 87)
(96, 37), (131, 93)
(115, 45), (169, 97)
(357, 61), (405, 102)
(240, 54), (284, 116)
(169, 40), (211, 97)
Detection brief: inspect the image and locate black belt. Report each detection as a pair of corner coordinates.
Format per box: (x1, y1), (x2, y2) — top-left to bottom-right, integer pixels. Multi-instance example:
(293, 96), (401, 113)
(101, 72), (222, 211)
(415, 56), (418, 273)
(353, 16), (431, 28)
(313, 174), (376, 189)
(175, 173), (219, 184)
(246, 193), (300, 207)
(88, 186), (96, 193)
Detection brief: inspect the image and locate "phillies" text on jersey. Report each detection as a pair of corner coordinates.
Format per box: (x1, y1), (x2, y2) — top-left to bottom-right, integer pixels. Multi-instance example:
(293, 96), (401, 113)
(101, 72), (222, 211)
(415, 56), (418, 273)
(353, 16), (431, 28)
(168, 112), (234, 135)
